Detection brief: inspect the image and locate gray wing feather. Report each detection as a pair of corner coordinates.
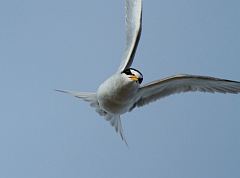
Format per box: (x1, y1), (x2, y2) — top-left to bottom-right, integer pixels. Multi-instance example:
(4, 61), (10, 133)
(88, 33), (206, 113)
(55, 89), (97, 104)
(55, 90), (128, 145)
(55, 89), (104, 112)
(118, 0), (142, 72)
(134, 74), (240, 107)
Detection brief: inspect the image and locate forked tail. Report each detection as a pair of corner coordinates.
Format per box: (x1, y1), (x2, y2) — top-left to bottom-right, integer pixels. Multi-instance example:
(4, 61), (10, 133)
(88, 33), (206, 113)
(105, 114), (128, 146)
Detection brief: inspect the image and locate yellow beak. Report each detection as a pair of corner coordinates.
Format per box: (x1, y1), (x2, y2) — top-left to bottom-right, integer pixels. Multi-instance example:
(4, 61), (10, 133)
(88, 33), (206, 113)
(129, 75), (138, 81)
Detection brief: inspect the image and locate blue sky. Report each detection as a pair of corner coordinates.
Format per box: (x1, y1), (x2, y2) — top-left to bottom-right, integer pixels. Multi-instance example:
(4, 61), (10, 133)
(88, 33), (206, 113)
(0, 0), (240, 178)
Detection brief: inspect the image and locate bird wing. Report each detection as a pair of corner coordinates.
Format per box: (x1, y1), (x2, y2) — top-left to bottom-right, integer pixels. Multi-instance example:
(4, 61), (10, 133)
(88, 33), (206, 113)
(55, 89), (99, 108)
(118, 0), (142, 72)
(133, 74), (240, 108)
(55, 90), (128, 145)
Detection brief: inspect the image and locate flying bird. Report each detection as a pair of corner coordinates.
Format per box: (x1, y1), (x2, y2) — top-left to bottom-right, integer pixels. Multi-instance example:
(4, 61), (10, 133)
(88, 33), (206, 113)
(56, 0), (240, 144)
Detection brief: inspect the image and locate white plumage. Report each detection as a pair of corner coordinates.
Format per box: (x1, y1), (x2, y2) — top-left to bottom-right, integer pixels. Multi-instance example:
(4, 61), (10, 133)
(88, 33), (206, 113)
(56, 0), (240, 144)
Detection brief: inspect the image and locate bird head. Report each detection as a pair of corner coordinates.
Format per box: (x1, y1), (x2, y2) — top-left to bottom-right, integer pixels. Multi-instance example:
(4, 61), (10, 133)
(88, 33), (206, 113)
(121, 68), (143, 84)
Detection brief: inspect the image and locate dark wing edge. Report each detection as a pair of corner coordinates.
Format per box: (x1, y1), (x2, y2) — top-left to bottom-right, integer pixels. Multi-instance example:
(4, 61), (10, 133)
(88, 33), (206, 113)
(118, 0), (142, 72)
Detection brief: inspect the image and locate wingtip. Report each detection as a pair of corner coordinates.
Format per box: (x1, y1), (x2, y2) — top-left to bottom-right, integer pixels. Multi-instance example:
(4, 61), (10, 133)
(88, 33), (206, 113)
(54, 89), (68, 94)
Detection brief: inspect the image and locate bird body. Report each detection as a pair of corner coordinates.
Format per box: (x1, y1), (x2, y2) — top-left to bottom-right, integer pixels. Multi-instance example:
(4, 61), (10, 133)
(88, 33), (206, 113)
(56, 0), (240, 143)
(97, 73), (139, 115)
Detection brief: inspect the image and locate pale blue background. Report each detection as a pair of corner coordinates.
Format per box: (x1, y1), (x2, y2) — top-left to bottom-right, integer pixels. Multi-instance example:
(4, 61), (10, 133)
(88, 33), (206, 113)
(0, 0), (240, 178)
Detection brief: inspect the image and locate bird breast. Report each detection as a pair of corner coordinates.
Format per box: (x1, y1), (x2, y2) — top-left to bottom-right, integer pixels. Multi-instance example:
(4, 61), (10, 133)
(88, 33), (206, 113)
(97, 74), (139, 114)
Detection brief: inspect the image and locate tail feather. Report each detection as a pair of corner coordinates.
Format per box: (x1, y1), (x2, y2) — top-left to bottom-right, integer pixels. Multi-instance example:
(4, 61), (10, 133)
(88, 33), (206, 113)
(107, 115), (128, 146)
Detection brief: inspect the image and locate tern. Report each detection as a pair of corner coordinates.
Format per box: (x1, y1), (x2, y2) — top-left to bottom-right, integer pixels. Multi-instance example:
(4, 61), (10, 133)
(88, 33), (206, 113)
(56, 0), (240, 144)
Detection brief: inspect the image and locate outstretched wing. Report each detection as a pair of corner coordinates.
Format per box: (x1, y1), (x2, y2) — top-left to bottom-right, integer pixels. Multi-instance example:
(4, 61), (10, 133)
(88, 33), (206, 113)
(55, 89), (98, 106)
(118, 0), (142, 72)
(133, 74), (240, 107)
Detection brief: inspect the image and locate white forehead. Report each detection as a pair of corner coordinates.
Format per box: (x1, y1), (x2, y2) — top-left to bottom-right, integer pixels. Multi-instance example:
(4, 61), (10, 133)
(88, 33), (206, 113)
(130, 69), (143, 78)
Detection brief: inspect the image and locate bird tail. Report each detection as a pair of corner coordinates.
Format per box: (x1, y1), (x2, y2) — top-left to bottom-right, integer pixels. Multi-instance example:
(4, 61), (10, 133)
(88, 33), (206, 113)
(105, 115), (128, 146)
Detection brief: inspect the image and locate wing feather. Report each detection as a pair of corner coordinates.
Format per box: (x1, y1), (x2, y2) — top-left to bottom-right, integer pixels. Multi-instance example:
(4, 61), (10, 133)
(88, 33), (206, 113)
(118, 0), (142, 72)
(134, 74), (240, 107)
(55, 90), (128, 145)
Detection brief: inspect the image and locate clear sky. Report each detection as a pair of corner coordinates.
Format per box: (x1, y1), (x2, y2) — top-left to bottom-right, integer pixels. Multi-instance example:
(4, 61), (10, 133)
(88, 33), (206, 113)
(0, 0), (240, 178)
